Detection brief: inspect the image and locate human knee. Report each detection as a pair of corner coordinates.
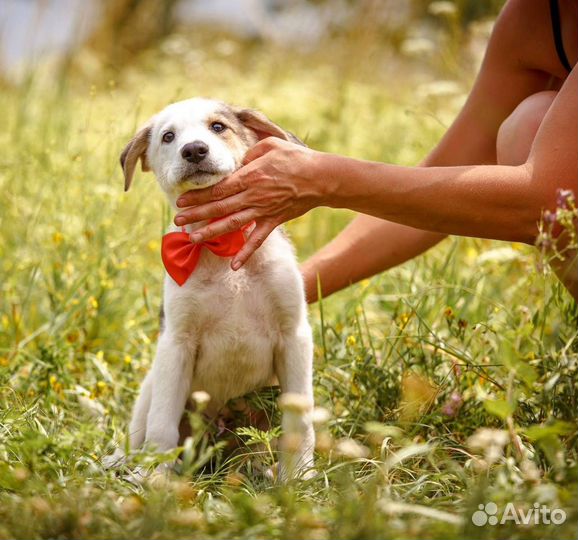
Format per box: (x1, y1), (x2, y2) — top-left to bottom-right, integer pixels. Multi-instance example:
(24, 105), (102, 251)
(497, 91), (557, 165)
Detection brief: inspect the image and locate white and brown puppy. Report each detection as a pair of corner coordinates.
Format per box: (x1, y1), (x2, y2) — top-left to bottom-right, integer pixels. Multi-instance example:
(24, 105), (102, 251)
(120, 98), (314, 479)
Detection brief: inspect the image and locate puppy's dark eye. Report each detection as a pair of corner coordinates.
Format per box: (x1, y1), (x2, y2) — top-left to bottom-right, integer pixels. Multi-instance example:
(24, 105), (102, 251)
(210, 122), (226, 134)
(162, 131), (175, 143)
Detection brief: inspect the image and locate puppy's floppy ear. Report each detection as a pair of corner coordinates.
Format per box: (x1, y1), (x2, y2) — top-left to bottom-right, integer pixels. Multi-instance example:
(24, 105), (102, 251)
(120, 125), (152, 192)
(235, 108), (306, 147)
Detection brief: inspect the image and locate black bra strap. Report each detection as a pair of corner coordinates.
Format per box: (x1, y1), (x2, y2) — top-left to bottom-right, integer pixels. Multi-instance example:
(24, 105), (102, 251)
(549, 0), (572, 72)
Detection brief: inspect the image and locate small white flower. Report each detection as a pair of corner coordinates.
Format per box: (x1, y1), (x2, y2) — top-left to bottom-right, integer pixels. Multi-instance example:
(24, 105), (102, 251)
(334, 438), (370, 460)
(468, 428), (509, 465)
(169, 508), (204, 528)
(215, 40), (237, 57)
(418, 80), (462, 99)
(401, 37), (435, 57)
(468, 428), (509, 448)
(160, 35), (189, 56)
(278, 393), (312, 414)
(520, 459), (541, 482)
(428, 1), (457, 17)
(191, 391), (211, 409)
(311, 407), (331, 427)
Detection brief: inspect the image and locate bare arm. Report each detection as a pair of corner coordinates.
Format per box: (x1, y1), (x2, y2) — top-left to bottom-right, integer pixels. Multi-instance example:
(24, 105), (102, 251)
(301, 0), (566, 301)
(311, 66), (575, 237)
(172, 0), (576, 298)
(299, 139), (496, 303)
(300, 219), (444, 303)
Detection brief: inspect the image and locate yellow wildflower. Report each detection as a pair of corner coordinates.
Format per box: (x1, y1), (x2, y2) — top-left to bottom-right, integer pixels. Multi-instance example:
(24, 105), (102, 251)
(52, 232), (63, 246)
(400, 312), (412, 325)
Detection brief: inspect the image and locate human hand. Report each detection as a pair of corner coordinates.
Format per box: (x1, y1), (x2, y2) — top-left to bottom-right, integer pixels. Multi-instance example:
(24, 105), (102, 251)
(174, 137), (324, 269)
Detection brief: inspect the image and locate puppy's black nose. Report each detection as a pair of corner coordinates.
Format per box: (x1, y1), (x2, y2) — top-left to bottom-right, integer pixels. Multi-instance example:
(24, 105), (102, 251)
(181, 141), (209, 163)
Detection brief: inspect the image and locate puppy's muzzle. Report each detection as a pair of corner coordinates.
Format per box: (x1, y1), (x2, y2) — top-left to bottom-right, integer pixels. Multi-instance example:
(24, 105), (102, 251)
(181, 141), (209, 164)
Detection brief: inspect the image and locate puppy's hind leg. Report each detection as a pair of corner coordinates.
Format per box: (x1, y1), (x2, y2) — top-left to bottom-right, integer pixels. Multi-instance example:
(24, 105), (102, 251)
(275, 320), (315, 480)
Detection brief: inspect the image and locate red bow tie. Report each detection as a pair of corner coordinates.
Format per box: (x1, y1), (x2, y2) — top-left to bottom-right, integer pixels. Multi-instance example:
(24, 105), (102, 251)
(161, 221), (252, 286)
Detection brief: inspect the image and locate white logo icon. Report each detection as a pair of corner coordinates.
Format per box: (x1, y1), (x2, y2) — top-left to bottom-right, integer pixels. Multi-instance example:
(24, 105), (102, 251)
(472, 503), (499, 526)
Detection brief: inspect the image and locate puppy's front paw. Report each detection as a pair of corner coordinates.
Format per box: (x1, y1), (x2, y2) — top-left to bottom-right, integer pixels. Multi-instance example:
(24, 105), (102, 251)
(300, 467), (317, 481)
(145, 425), (180, 453)
(102, 448), (127, 470)
(276, 461), (316, 483)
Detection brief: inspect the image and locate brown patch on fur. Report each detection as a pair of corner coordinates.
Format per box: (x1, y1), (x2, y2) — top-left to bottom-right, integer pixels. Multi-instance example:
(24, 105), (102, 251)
(233, 108), (305, 146)
(213, 107), (250, 142)
(212, 105), (306, 159)
(207, 109), (256, 167)
(120, 125), (151, 191)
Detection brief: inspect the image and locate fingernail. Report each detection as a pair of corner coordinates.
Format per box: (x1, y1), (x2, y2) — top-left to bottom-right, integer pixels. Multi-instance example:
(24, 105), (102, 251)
(176, 198), (186, 208)
(190, 233), (201, 243)
(175, 216), (185, 225)
(231, 260), (241, 270)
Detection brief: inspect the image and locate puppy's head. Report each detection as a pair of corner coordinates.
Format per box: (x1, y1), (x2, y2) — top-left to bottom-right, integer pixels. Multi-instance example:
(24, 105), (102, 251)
(120, 98), (302, 204)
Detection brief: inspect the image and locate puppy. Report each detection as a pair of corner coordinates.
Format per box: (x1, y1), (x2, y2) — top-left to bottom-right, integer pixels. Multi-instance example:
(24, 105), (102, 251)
(120, 98), (314, 479)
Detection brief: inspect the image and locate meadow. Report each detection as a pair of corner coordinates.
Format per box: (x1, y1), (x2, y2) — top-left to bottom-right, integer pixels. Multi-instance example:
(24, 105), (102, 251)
(0, 21), (577, 540)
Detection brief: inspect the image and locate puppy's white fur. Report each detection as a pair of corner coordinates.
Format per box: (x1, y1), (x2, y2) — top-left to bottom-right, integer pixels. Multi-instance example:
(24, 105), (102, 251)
(121, 98), (314, 478)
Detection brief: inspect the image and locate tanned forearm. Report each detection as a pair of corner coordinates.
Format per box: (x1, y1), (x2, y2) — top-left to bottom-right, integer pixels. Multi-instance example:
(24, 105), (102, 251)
(320, 159), (541, 241)
(300, 217), (444, 303)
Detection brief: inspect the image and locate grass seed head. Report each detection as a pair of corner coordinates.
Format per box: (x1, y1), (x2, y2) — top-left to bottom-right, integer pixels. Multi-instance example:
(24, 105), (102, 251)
(334, 438), (370, 460)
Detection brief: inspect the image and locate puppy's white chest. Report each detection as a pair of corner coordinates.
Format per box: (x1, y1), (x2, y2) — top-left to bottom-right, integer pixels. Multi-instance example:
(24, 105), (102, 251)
(163, 239), (286, 406)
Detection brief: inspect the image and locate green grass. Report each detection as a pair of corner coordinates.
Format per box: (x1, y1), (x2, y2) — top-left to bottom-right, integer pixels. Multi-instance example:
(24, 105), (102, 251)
(0, 35), (577, 540)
